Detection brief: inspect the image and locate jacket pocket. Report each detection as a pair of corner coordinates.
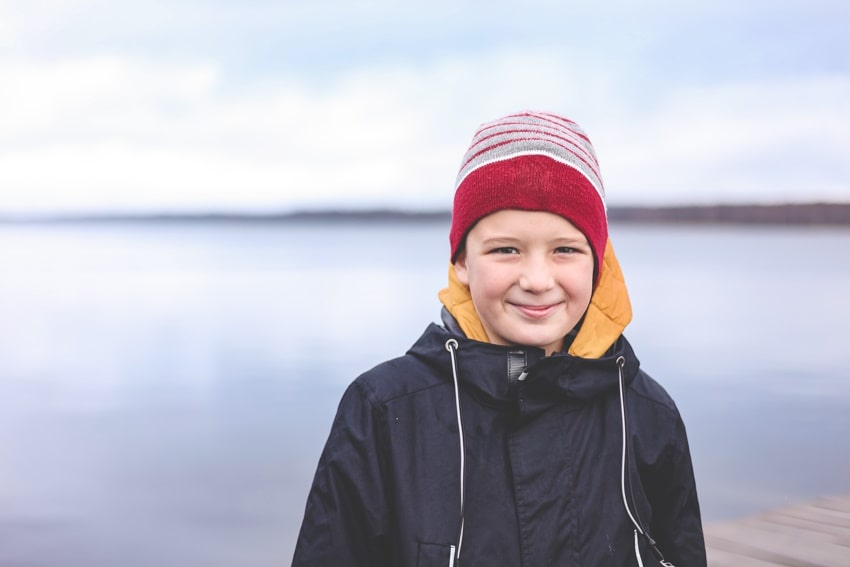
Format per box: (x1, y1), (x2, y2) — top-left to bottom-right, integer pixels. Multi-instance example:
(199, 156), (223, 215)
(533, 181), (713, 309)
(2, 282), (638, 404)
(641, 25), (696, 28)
(417, 541), (455, 567)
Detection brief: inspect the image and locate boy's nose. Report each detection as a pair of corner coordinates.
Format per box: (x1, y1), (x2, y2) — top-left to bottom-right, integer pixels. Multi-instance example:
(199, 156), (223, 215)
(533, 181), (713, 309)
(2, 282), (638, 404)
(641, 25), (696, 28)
(518, 258), (555, 292)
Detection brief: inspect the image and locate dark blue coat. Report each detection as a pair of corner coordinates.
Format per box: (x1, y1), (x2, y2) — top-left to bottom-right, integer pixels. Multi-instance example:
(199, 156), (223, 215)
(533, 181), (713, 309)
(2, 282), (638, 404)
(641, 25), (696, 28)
(292, 322), (705, 567)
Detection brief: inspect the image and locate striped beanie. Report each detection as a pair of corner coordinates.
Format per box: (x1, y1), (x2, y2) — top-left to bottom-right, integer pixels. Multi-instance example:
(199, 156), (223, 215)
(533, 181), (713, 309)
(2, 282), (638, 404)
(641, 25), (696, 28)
(450, 111), (608, 281)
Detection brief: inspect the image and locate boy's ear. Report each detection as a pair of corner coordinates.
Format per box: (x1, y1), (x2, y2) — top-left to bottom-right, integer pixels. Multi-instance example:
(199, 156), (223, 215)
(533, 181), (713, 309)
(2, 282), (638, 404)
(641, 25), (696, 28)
(454, 251), (470, 286)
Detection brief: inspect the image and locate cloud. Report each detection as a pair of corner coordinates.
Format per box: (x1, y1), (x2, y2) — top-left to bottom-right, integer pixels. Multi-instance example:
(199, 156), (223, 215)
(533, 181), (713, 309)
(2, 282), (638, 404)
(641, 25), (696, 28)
(598, 75), (850, 204)
(0, 45), (848, 214)
(0, 49), (618, 213)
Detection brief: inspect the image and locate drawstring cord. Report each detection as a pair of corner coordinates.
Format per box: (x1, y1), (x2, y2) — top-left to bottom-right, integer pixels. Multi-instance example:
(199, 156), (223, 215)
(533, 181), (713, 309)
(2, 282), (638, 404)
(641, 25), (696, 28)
(445, 339), (465, 565)
(618, 355), (646, 567)
(618, 355), (676, 567)
(618, 355), (644, 536)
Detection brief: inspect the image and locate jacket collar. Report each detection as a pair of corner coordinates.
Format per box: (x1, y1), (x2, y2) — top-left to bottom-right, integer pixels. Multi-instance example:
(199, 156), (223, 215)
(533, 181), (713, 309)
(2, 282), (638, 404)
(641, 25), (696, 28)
(407, 322), (640, 414)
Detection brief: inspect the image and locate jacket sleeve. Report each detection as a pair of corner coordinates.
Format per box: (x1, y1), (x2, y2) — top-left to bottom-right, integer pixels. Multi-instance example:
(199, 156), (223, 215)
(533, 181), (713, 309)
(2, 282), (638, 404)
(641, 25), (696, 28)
(646, 414), (707, 567)
(291, 380), (391, 567)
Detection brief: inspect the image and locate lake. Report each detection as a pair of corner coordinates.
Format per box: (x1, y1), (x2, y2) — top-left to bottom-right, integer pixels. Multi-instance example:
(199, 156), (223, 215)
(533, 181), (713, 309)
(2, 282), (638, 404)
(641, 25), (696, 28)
(0, 220), (848, 567)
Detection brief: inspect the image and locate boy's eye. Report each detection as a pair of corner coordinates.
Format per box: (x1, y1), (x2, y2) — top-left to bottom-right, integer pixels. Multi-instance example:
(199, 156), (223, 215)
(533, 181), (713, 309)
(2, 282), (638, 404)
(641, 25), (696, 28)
(490, 247), (519, 255)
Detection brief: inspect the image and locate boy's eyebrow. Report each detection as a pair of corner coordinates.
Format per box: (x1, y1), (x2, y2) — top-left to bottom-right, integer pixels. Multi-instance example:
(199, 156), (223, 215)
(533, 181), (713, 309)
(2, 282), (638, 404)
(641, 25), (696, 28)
(479, 235), (590, 246)
(553, 236), (591, 246)
(479, 236), (522, 246)
(552, 235), (588, 242)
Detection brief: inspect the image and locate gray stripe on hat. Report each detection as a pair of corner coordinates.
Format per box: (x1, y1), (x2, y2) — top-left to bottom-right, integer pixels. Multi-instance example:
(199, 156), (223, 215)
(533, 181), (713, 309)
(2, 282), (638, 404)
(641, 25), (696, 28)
(455, 112), (605, 203)
(458, 135), (603, 193)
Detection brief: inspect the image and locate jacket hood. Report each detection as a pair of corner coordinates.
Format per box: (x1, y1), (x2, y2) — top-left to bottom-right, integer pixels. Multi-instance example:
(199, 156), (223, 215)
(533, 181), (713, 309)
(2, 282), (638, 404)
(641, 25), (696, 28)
(438, 239), (633, 359)
(407, 323), (640, 416)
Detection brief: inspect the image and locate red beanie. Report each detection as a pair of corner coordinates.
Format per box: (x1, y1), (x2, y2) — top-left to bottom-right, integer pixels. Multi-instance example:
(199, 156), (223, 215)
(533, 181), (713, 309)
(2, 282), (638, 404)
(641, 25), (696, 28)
(450, 111), (608, 283)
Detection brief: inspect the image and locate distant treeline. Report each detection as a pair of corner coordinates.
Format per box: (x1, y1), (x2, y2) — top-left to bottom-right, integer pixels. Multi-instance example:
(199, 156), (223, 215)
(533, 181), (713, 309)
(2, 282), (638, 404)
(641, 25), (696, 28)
(2, 202), (849, 225)
(284, 203), (850, 225)
(608, 202), (850, 225)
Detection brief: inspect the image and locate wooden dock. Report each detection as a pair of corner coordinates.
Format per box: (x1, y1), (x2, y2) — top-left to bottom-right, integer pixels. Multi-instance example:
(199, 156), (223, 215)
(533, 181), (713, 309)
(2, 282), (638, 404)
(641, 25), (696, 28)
(705, 493), (850, 566)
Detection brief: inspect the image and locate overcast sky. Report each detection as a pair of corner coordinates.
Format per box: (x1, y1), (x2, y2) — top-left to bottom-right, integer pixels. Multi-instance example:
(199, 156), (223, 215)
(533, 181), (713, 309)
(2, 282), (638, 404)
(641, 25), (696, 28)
(1, 0), (848, 214)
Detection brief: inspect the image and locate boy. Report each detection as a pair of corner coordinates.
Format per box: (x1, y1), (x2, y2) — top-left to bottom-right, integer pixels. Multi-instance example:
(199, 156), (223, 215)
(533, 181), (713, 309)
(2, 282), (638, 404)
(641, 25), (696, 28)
(292, 111), (706, 566)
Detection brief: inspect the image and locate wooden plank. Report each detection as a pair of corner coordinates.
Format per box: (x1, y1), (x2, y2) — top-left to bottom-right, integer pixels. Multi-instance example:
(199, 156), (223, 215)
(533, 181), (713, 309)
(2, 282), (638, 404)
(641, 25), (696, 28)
(705, 494), (850, 567)
(762, 512), (850, 539)
(706, 546), (786, 567)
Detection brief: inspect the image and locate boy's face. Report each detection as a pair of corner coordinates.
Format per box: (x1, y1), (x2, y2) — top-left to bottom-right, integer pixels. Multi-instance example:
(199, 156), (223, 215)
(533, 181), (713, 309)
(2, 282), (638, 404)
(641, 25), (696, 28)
(454, 209), (595, 355)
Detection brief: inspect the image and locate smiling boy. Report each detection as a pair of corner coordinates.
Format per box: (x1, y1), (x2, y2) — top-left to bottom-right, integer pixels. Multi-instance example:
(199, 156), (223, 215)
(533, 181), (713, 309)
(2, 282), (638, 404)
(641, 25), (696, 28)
(292, 111), (706, 567)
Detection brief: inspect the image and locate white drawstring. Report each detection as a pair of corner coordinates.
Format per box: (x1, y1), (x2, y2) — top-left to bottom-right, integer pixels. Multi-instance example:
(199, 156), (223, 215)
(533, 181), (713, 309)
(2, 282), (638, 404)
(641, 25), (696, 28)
(619, 356), (647, 567)
(619, 355), (677, 567)
(445, 339), (465, 564)
(617, 356), (643, 567)
(618, 355), (644, 536)
(633, 530), (644, 567)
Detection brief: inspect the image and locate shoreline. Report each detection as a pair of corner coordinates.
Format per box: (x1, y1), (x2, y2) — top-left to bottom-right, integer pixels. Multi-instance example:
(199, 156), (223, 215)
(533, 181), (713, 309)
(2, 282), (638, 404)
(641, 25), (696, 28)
(1, 202), (849, 226)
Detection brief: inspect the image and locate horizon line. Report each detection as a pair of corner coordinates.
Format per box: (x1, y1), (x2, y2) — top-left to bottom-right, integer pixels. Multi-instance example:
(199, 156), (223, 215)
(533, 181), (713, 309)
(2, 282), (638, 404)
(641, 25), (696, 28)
(1, 201), (849, 226)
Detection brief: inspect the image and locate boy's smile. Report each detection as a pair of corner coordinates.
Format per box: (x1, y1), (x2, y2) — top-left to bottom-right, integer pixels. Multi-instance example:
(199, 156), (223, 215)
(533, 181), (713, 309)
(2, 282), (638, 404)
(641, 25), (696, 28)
(453, 209), (595, 355)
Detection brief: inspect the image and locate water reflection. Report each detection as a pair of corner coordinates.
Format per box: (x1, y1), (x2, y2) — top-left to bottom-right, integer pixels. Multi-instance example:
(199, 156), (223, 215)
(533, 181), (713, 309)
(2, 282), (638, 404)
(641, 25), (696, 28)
(0, 222), (848, 566)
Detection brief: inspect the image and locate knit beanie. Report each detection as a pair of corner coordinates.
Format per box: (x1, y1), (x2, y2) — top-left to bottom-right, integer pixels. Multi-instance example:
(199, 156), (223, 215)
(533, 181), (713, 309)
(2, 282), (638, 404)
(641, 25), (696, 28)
(450, 111), (608, 283)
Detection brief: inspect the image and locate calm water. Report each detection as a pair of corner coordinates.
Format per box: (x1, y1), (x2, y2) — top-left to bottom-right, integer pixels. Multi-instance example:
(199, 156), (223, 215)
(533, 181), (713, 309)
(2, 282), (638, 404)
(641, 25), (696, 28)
(0, 221), (848, 567)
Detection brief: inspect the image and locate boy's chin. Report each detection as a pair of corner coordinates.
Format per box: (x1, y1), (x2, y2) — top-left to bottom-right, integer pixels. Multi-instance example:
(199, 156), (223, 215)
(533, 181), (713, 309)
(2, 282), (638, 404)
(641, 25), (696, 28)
(505, 331), (567, 355)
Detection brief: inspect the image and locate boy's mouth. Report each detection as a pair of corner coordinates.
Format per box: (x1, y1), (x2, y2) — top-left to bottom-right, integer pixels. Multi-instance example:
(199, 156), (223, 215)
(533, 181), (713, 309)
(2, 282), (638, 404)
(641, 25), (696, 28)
(511, 302), (561, 319)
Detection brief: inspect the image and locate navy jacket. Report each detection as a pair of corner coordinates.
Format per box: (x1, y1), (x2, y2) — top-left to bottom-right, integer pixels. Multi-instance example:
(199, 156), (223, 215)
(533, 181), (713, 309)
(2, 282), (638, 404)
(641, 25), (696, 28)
(292, 322), (705, 566)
